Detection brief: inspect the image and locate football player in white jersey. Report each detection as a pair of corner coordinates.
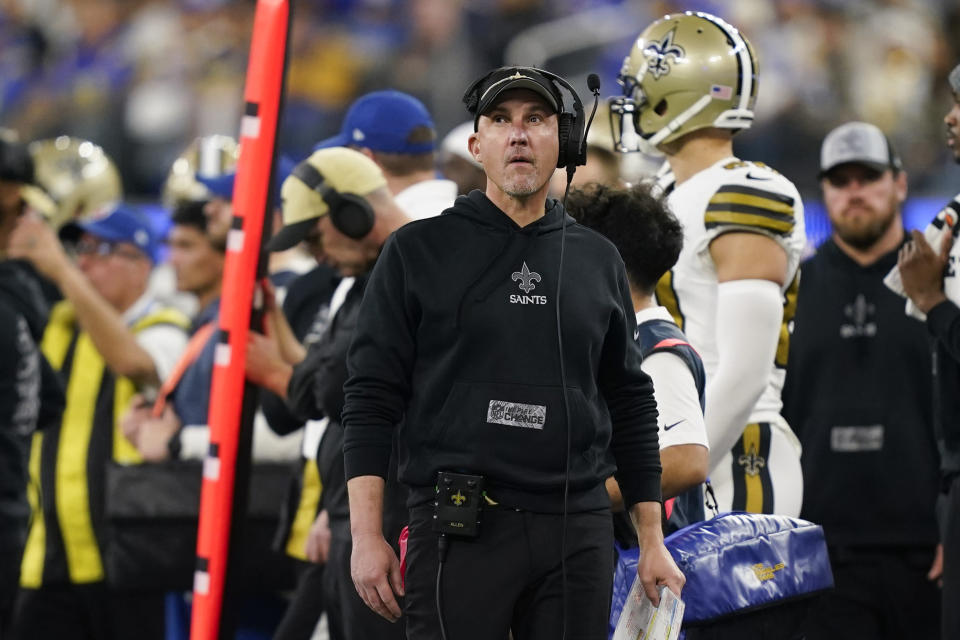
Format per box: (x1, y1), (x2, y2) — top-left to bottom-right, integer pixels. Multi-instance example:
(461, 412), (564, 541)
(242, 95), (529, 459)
(611, 11), (806, 516)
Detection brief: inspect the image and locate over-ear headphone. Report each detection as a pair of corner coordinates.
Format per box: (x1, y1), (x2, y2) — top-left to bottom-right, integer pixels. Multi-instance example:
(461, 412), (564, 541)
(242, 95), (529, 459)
(461, 66), (587, 171)
(291, 161), (375, 239)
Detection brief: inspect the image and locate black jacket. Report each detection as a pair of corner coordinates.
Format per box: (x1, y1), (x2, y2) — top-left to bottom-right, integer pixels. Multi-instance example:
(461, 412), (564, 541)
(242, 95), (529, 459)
(783, 239), (940, 547)
(260, 264), (340, 436)
(342, 191), (661, 513)
(925, 300), (960, 478)
(286, 276), (366, 524)
(0, 261), (64, 549)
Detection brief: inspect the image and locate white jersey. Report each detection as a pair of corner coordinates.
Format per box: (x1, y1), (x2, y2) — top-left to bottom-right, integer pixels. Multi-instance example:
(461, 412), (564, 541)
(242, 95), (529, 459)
(656, 157), (806, 425)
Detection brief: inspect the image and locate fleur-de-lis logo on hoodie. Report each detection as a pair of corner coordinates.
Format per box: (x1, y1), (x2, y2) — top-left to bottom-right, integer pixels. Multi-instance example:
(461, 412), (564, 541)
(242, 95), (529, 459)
(511, 262), (541, 294)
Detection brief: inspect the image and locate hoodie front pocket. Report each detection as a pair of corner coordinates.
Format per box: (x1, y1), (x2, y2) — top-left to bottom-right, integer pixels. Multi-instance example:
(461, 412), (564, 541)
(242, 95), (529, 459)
(431, 381), (600, 480)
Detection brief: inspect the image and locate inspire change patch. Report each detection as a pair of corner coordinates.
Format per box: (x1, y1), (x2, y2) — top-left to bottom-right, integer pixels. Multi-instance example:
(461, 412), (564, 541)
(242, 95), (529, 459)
(487, 400), (546, 430)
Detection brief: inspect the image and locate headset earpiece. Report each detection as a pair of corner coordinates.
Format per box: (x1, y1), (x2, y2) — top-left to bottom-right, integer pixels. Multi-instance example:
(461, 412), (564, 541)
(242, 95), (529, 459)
(532, 68), (586, 171)
(557, 112), (573, 170)
(318, 185), (375, 240)
(292, 163), (375, 240)
(462, 72), (492, 123)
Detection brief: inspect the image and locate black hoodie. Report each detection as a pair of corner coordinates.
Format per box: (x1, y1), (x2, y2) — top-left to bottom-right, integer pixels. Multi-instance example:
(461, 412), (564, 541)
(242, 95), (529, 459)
(0, 261), (64, 550)
(342, 191), (661, 513)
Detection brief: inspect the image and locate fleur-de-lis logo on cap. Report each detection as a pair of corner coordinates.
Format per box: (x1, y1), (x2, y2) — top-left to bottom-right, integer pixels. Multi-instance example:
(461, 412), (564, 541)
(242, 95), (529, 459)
(512, 262), (541, 294)
(644, 28), (685, 80)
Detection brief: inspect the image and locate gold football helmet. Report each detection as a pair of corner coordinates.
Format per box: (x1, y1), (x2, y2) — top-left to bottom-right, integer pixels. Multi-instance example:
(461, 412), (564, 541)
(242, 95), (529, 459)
(162, 135), (239, 208)
(24, 136), (122, 228)
(611, 11), (758, 151)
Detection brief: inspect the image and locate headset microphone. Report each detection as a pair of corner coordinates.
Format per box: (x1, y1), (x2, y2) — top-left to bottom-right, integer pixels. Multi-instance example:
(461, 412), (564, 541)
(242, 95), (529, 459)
(587, 73), (601, 94)
(568, 75), (601, 183)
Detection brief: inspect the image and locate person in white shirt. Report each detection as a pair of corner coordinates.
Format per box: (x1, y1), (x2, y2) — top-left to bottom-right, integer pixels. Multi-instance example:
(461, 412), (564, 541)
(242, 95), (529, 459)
(565, 181), (708, 533)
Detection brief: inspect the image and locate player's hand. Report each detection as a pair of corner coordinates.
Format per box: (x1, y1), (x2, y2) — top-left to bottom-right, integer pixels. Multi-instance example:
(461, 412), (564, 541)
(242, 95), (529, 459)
(636, 537), (685, 607)
(305, 509), (332, 564)
(351, 532), (404, 622)
(899, 229), (952, 313)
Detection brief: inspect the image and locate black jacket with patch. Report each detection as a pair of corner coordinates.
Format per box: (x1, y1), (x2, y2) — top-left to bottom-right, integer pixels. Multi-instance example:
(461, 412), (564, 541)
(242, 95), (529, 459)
(783, 239), (939, 546)
(342, 190), (661, 513)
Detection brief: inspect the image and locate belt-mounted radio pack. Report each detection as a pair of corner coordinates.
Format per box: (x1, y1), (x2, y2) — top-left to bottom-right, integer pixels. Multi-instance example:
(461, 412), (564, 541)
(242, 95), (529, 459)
(433, 471), (484, 538)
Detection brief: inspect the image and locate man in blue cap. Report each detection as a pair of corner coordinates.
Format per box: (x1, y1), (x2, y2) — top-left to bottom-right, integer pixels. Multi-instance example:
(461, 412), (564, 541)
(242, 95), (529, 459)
(317, 90), (456, 220)
(7, 204), (189, 639)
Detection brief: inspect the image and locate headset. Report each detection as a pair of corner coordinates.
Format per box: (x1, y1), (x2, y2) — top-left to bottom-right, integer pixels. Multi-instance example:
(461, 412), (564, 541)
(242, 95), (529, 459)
(461, 66), (588, 171)
(290, 161), (375, 239)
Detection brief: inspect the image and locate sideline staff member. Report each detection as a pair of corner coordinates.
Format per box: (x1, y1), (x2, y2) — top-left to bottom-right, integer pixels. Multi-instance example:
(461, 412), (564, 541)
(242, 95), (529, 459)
(342, 66), (683, 639)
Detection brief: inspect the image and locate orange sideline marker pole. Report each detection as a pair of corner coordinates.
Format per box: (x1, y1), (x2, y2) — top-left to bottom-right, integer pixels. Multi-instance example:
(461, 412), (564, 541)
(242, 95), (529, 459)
(190, 1), (289, 638)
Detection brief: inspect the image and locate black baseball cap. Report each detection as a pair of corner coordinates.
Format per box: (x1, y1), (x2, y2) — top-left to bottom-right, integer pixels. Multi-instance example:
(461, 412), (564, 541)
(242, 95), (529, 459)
(465, 67), (563, 130)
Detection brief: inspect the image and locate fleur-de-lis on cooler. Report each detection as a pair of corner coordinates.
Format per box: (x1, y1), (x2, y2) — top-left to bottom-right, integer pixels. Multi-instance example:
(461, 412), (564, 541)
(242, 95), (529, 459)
(512, 262), (541, 294)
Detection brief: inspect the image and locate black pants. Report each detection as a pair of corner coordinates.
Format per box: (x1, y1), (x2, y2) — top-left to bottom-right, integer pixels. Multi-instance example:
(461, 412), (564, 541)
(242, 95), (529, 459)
(325, 522), (406, 640)
(273, 560), (325, 640)
(404, 504), (613, 640)
(944, 475), (960, 640)
(804, 545), (940, 640)
(0, 549), (22, 635)
(10, 583), (164, 640)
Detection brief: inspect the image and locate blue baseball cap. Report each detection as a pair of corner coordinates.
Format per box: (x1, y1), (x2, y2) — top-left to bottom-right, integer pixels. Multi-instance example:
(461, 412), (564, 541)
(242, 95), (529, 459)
(196, 171), (235, 200)
(60, 203), (162, 263)
(196, 155), (298, 204)
(314, 90), (436, 154)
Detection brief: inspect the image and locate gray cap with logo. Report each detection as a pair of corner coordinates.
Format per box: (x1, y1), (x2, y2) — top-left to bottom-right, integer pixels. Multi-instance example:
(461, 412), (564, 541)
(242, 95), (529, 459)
(819, 121), (902, 177)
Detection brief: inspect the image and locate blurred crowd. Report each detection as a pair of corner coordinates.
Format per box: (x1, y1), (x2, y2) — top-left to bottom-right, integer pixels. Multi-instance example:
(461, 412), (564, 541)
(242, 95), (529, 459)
(2, 0), (960, 203)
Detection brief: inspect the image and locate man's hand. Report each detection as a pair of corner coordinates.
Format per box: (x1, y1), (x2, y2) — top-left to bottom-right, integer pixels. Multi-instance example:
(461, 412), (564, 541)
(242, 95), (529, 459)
(245, 331), (293, 397)
(351, 532), (404, 622)
(120, 394), (153, 444)
(631, 501), (685, 606)
(305, 509), (332, 564)
(899, 229), (952, 313)
(132, 405), (182, 462)
(7, 214), (71, 281)
(636, 536), (685, 607)
(259, 278), (307, 365)
(928, 543), (944, 587)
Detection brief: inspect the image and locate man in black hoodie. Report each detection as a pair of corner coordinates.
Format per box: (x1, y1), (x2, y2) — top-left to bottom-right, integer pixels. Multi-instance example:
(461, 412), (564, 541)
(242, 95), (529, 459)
(783, 122), (941, 639)
(342, 66), (683, 640)
(0, 139), (64, 633)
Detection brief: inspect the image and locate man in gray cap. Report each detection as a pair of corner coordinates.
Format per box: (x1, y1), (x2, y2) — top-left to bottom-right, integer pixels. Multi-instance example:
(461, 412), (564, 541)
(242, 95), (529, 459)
(896, 63), (960, 639)
(783, 121), (943, 639)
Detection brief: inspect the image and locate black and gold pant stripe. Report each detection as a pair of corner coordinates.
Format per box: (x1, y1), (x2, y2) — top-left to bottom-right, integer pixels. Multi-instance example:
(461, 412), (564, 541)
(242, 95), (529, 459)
(731, 422), (774, 513)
